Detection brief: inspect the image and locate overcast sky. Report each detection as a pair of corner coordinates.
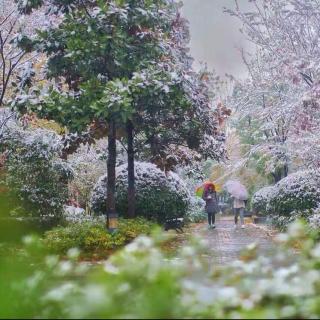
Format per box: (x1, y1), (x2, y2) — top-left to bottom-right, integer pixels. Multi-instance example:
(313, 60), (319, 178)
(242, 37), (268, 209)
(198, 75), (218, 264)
(181, 0), (255, 79)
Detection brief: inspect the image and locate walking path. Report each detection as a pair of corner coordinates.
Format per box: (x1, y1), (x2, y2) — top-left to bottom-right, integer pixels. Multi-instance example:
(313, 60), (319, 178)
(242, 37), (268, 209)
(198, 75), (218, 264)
(188, 215), (276, 265)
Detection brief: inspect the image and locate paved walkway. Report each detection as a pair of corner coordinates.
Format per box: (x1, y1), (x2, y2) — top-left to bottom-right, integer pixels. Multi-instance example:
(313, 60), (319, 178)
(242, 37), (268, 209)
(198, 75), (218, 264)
(190, 215), (276, 265)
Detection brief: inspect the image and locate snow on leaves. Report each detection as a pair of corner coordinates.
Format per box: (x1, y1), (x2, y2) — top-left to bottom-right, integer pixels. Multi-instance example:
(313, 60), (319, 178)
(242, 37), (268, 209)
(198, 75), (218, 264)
(228, 0), (320, 178)
(90, 161), (190, 222)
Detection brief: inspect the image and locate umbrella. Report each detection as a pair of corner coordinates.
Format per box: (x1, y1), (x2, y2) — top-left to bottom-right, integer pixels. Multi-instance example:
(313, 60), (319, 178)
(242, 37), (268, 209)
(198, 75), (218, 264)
(195, 181), (221, 198)
(224, 180), (248, 200)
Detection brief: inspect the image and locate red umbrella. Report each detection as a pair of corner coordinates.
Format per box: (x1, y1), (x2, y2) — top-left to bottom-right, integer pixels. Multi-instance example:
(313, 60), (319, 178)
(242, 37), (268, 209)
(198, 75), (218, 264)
(195, 181), (217, 197)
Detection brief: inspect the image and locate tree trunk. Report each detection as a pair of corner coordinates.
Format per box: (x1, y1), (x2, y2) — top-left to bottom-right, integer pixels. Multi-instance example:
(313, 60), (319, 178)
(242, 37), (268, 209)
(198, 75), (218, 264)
(127, 120), (135, 218)
(283, 164), (289, 178)
(107, 120), (117, 224)
(272, 171), (282, 184)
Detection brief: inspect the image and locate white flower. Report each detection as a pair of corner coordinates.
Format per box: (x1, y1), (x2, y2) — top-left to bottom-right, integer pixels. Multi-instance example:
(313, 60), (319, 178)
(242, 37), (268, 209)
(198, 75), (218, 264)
(311, 243), (320, 258)
(44, 282), (76, 302)
(45, 255), (59, 268)
(67, 248), (80, 260)
(103, 262), (119, 274)
(57, 261), (73, 275)
(22, 235), (35, 245)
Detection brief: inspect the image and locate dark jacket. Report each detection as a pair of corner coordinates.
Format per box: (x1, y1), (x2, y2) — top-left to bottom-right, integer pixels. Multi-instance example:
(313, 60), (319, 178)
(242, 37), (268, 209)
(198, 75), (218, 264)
(202, 190), (218, 214)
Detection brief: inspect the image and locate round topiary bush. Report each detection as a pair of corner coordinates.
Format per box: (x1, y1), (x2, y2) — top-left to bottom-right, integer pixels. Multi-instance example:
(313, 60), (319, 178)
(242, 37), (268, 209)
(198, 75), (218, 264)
(90, 162), (191, 223)
(252, 185), (276, 214)
(253, 170), (320, 220)
(269, 170), (320, 216)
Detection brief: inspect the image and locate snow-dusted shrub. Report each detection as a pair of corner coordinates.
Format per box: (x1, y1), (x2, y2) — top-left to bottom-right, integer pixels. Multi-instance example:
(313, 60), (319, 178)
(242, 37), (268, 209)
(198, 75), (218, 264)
(91, 162), (191, 222)
(308, 208), (320, 232)
(251, 185), (276, 214)
(269, 206), (320, 232)
(185, 197), (207, 223)
(269, 170), (320, 216)
(269, 210), (307, 231)
(62, 205), (101, 224)
(252, 170), (320, 219)
(5, 220), (320, 319)
(1, 126), (72, 219)
(67, 140), (107, 211)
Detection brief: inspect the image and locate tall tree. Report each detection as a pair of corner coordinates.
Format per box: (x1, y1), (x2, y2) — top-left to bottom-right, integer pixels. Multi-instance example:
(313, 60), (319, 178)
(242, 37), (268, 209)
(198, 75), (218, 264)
(226, 0), (320, 180)
(0, 1), (38, 107)
(15, 0), (226, 219)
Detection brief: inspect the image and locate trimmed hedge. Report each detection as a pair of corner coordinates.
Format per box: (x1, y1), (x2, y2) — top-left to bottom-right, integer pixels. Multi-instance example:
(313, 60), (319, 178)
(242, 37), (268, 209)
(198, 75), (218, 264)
(252, 170), (320, 228)
(269, 170), (320, 215)
(90, 162), (190, 223)
(43, 217), (156, 255)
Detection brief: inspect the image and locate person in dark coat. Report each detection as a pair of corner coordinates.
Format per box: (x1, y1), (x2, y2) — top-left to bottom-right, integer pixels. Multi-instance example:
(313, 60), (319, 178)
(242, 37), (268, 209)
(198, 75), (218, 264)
(202, 184), (218, 229)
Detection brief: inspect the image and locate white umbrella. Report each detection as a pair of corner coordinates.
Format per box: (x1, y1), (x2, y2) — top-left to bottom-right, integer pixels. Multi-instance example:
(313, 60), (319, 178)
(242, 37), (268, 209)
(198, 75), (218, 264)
(224, 180), (248, 200)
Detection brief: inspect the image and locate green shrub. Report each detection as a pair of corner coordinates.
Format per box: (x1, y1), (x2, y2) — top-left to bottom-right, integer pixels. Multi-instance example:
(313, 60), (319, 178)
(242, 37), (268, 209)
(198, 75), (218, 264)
(0, 127), (72, 220)
(252, 170), (320, 228)
(251, 185), (275, 214)
(185, 197), (207, 223)
(269, 211), (310, 231)
(91, 162), (191, 223)
(43, 218), (156, 255)
(270, 206), (320, 234)
(3, 221), (320, 319)
(269, 170), (320, 215)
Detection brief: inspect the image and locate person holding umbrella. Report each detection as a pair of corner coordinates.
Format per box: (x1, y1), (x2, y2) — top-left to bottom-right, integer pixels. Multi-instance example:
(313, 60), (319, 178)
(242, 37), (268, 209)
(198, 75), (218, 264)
(202, 183), (219, 229)
(225, 180), (248, 229)
(233, 197), (246, 229)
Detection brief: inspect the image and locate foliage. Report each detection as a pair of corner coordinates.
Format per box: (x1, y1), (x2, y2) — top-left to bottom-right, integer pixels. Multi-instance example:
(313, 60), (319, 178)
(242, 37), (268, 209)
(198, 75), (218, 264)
(0, 125), (72, 219)
(185, 197), (207, 223)
(268, 205), (320, 233)
(308, 207), (320, 234)
(251, 186), (276, 215)
(252, 170), (320, 228)
(227, 0), (320, 182)
(2, 221), (320, 318)
(0, 0), (40, 107)
(62, 206), (99, 224)
(268, 170), (320, 215)
(91, 162), (190, 223)
(67, 140), (107, 211)
(253, 171), (320, 215)
(12, 0), (225, 150)
(43, 217), (156, 255)
(13, 0), (227, 220)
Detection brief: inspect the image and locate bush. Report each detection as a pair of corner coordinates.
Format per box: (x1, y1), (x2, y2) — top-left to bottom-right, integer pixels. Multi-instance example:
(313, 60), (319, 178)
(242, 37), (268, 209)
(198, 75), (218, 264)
(252, 170), (320, 229)
(251, 185), (276, 214)
(67, 141), (107, 212)
(269, 206), (320, 235)
(269, 170), (320, 215)
(91, 162), (191, 223)
(253, 170), (320, 216)
(308, 207), (320, 229)
(185, 197), (207, 223)
(3, 221), (320, 318)
(268, 210), (309, 231)
(43, 217), (156, 255)
(0, 126), (72, 219)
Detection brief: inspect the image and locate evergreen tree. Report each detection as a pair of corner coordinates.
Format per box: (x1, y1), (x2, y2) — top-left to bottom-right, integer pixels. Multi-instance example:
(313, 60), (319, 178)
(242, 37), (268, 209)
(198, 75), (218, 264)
(15, 0), (226, 219)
